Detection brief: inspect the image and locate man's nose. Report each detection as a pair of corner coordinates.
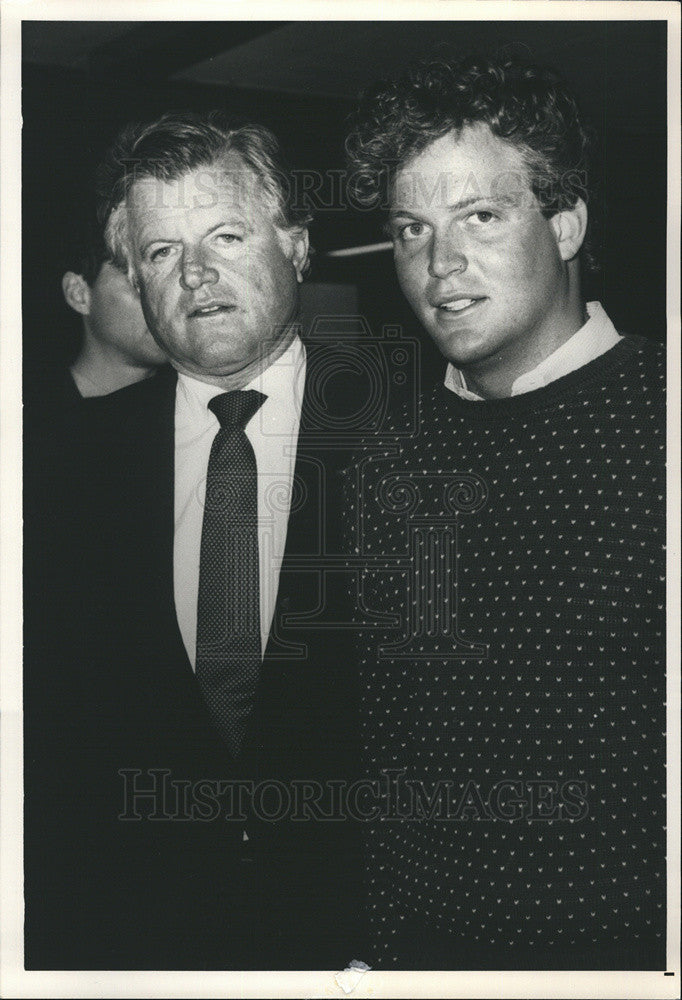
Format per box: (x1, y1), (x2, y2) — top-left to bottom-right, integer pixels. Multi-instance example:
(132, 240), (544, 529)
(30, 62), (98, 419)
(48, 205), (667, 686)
(428, 230), (468, 280)
(180, 250), (219, 291)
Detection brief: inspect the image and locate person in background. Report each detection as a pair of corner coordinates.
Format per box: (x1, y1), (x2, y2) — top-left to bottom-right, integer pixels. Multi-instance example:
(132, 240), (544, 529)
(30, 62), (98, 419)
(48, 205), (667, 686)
(344, 53), (666, 970)
(61, 222), (167, 398)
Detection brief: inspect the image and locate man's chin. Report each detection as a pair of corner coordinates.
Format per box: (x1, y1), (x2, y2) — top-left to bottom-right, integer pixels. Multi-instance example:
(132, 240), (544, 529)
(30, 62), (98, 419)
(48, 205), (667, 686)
(169, 322), (297, 382)
(179, 334), (249, 371)
(430, 330), (492, 370)
(177, 358), (250, 380)
(174, 345), (283, 386)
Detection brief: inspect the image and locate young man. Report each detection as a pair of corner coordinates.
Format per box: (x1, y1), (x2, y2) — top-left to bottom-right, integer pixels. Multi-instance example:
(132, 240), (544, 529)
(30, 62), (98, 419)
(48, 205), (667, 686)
(345, 55), (666, 970)
(62, 242), (167, 397)
(24, 221), (166, 440)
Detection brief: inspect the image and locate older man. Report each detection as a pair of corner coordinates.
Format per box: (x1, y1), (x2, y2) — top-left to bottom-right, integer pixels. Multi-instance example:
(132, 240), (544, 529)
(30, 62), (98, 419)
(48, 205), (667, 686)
(344, 55), (666, 969)
(24, 113), (360, 970)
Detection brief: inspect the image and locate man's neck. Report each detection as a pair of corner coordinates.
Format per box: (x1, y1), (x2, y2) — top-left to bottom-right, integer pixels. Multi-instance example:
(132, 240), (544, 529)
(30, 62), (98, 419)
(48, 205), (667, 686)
(70, 341), (157, 398)
(459, 299), (588, 400)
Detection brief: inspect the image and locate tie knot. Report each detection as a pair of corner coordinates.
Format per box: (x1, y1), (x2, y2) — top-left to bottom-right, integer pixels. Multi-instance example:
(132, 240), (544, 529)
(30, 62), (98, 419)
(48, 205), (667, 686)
(208, 390), (266, 431)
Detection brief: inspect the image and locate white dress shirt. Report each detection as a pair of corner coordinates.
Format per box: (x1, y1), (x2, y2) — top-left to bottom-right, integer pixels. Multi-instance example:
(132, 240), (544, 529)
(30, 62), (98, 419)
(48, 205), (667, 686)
(174, 336), (306, 666)
(444, 301), (622, 400)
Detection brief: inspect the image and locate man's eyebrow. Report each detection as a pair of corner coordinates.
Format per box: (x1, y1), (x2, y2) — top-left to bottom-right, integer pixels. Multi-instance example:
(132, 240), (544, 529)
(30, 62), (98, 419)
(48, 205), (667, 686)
(138, 232), (177, 255)
(388, 195), (503, 220)
(206, 219), (249, 235)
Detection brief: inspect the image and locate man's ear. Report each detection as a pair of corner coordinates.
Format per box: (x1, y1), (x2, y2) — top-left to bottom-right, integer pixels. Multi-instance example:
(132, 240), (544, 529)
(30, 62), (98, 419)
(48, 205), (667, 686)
(550, 198), (588, 262)
(289, 229), (310, 283)
(62, 272), (92, 316)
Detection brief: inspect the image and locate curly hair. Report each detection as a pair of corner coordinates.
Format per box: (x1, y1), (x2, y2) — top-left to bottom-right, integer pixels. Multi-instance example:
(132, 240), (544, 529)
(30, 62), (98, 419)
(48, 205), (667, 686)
(96, 110), (312, 277)
(346, 54), (598, 270)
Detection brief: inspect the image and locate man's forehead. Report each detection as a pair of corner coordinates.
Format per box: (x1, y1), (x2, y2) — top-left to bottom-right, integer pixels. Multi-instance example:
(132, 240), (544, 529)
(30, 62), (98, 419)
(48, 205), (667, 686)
(127, 154), (261, 215)
(391, 125), (531, 212)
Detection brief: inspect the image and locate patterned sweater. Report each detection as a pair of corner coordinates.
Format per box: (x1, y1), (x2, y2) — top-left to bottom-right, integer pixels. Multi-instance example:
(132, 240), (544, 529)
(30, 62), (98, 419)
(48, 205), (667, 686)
(346, 336), (666, 970)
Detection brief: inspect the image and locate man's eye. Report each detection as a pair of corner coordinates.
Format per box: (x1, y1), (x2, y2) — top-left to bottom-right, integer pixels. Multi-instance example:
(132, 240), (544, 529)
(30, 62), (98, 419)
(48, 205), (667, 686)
(469, 210), (496, 225)
(150, 246), (173, 262)
(398, 222), (426, 241)
(216, 233), (241, 244)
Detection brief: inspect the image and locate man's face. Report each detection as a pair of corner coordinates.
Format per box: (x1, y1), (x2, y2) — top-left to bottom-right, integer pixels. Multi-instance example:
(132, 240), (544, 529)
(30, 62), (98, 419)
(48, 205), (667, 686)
(126, 156), (308, 382)
(388, 124), (576, 382)
(87, 261), (167, 366)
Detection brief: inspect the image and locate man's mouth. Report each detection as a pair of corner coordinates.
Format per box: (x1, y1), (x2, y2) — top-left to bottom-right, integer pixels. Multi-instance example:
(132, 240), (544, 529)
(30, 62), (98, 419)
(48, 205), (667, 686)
(436, 297), (483, 313)
(189, 303), (236, 318)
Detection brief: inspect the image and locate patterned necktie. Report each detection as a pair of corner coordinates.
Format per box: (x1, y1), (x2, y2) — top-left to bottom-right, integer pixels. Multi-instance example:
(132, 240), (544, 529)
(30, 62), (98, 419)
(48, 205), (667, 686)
(195, 389), (266, 756)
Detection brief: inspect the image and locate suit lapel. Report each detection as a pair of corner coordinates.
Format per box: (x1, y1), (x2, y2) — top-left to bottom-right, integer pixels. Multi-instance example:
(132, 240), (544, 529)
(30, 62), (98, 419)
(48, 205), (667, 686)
(262, 359), (331, 661)
(248, 348), (358, 781)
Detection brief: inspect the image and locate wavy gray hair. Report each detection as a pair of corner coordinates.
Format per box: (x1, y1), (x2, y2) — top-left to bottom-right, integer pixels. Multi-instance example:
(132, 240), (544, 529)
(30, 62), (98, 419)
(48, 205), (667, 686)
(97, 111), (312, 279)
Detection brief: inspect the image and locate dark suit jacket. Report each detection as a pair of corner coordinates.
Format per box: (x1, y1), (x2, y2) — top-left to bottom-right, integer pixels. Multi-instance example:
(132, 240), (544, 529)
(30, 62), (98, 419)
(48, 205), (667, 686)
(24, 357), (362, 970)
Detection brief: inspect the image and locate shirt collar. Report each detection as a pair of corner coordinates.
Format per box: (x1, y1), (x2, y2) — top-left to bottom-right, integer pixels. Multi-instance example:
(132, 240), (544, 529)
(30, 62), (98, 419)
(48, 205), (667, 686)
(244, 333), (306, 414)
(444, 301), (622, 400)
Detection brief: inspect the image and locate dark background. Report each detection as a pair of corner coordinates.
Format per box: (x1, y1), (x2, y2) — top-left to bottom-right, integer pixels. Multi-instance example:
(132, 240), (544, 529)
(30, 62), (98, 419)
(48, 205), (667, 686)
(22, 20), (668, 388)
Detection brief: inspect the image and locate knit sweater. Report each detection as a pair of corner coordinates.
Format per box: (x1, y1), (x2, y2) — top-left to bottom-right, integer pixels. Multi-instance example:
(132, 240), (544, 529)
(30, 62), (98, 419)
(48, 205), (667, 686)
(346, 336), (666, 970)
